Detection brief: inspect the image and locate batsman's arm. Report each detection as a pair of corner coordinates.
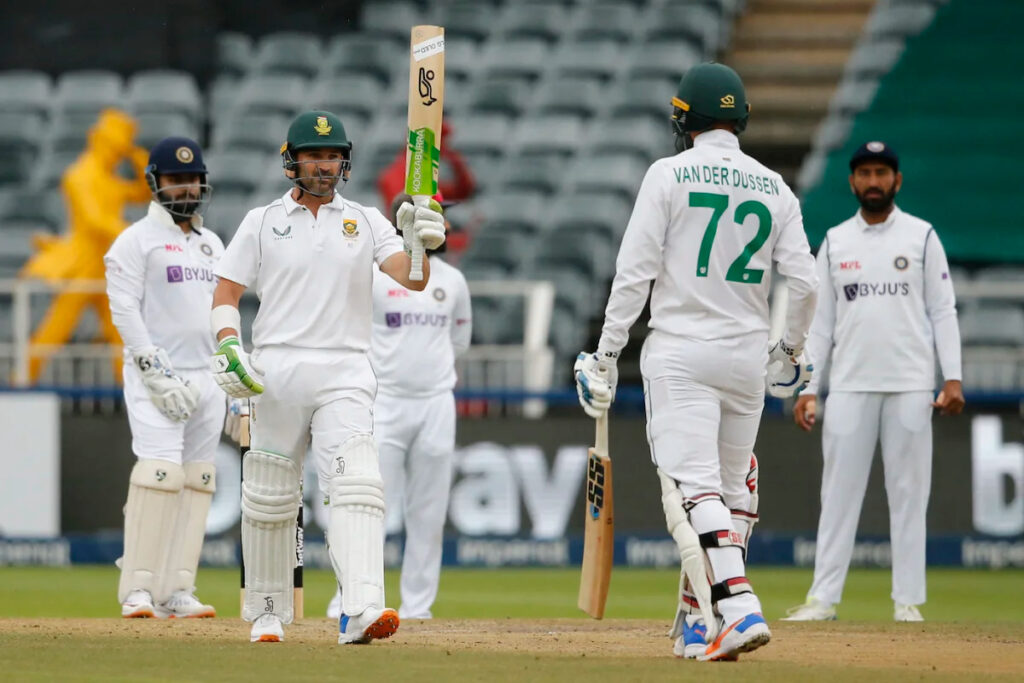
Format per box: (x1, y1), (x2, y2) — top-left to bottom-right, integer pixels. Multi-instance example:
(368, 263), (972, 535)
(772, 188), (818, 352)
(598, 163), (670, 355)
(211, 278), (246, 340)
(380, 251), (430, 291)
(104, 233), (154, 353)
(802, 240), (836, 396)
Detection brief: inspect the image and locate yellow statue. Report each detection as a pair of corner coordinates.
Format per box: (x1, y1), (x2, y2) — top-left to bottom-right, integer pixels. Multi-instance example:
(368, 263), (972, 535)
(20, 109), (151, 382)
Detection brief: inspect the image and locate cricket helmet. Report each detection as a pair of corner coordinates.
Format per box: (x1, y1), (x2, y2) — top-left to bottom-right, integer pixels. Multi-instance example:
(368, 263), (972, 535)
(671, 62), (750, 151)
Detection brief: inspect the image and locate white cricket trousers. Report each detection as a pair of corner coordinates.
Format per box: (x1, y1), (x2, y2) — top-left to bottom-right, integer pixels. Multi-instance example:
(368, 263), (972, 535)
(376, 390), (456, 619)
(809, 391), (933, 606)
(123, 364), (225, 465)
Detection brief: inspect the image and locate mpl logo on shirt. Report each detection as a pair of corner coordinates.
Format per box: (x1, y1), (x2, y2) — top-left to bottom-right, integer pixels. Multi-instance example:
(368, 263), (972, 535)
(843, 282), (911, 301)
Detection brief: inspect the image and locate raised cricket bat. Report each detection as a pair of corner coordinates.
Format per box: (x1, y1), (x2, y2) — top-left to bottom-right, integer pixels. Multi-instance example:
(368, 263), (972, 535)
(239, 413), (304, 619)
(578, 411), (613, 619)
(405, 24), (445, 281)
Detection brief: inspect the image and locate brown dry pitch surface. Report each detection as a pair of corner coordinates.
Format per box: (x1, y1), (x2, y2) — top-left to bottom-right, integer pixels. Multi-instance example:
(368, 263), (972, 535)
(1, 617), (1022, 682)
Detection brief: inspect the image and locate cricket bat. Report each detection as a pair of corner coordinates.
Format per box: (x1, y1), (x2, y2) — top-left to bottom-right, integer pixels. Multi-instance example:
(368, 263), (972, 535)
(239, 413), (304, 619)
(405, 24), (445, 281)
(578, 411), (613, 619)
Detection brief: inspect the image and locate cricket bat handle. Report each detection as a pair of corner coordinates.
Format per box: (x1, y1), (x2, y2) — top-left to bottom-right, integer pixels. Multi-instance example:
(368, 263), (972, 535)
(409, 194), (428, 281)
(595, 410), (608, 454)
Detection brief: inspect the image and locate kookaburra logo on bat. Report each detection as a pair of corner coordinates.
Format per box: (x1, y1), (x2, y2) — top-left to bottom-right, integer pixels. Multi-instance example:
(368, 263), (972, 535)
(418, 67), (437, 106)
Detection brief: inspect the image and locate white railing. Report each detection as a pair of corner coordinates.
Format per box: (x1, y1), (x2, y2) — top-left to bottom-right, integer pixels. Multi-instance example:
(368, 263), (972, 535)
(0, 278), (558, 408)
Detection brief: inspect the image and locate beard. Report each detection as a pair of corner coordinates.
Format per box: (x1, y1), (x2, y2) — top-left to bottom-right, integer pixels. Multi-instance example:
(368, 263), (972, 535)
(855, 185), (897, 213)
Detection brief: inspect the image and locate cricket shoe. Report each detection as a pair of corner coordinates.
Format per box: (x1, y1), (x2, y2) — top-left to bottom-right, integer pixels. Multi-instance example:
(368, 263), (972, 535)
(338, 607), (400, 645)
(781, 597), (837, 621)
(326, 588), (342, 621)
(672, 615), (710, 660)
(121, 590), (155, 618)
(894, 604), (924, 622)
(250, 614), (284, 643)
(700, 613), (771, 661)
(155, 590), (216, 618)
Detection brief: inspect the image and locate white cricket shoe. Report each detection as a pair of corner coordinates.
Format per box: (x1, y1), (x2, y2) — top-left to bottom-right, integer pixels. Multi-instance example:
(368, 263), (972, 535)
(121, 589), (155, 618)
(250, 614), (284, 643)
(338, 607), (400, 645)
(327, 588), (342, 621)
(781, 597), (837, 621)
(672, 615), (710, 659)
(699, 613), (771, 662)
(894, 603), (924, 622)
(155, 590), (216, 619)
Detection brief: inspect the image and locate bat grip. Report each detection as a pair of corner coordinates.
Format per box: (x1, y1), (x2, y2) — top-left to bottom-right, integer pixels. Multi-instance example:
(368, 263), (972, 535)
(595, 411), (608, 454)
(409, 194), (428, 281)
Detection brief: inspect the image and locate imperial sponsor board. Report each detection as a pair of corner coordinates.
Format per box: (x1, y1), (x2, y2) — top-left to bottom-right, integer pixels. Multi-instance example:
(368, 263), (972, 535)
(9, 406), (1022, 567)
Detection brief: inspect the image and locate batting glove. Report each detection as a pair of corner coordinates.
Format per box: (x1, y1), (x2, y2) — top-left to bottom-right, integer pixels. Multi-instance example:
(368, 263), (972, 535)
(210, 336), (264, 399)
(574, 350), (619, 418)
(397, 198), (446, 252)
(766, 340), (813, 398)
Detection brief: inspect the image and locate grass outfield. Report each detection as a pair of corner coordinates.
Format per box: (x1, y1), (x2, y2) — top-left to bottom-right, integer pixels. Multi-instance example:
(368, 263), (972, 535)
(0, 567), (1022, 682)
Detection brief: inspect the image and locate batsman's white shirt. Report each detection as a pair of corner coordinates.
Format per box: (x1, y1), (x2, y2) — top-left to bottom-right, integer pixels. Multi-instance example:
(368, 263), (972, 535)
(598, 129), (817, 354)
(804, 206), (962, 394)
(105, 202), (224, 368)
(214, 190), (405, 351)
(370, 255), (472, 397)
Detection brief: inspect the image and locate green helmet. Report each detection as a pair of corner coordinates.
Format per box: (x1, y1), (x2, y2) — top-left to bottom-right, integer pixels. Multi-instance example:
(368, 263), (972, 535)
(281, 110), (353, 196)
(671, 63), (750, 151)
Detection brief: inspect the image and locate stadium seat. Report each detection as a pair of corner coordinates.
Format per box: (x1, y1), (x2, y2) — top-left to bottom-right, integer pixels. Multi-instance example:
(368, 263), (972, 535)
(204, 194), (255, 242)
(467, 78), (532, 117)
(54, 71), (123, 117)
(213, 112), (289, 152)
(450, 114), (514, 158)
(361, 1), (422, 43)
(959, 305), (1024, 347)
(550, 41), (623, 82)
(473, 190), (547, 237)
(0, 187), (64, 231)
(844, 39), (906, 80)
(525, 262), (597, 318)
(972, 267), (1024, 285)
(308, 75), (386, 120)
(0, 71), (52, 119)
(29, 150), (79, 190)
(205, 150), (276, 195)
(568, 3), (639, 43)
(609, 76), (678, 122)
(462, 233), (526, 273)
(480, 39), (550, 82)
(497, 2), (568, 41)
(208, 76), (242, 119)
(0, 114), (45, 184)
(563, 153), (646, 203)
(430, 1), (496, 42)
(531, 77), (603, 118)
(235, 74), (308, 117)
(546, 193), (632, 244)
(468, 296), (509, 345)
(626, 41), (702, 81)
(514, 115), (584, 159)
(217, 32), (253, 78)
(134, 112), (199, 149)
(496, 156), (565, 195)
(865, 3), (937, 40)
(254, 32), (323, 80)
(534, 231), (614, 281)
(325, 35), (401, 86)
(641, 3), (723, 54)
(127, 70), (203, 125)
(590, 115), (669, 163)
(444, 37), (481, 84)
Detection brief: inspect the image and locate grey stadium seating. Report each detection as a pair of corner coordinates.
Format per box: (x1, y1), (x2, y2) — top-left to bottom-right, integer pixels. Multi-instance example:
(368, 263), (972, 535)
(254, 32), (323, 80)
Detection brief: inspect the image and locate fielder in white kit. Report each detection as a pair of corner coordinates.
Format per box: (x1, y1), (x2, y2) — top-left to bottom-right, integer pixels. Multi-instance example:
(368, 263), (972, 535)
(208, 111), (446, 644)
(105, 137), (227, 618)
(574, 63), (818, 661)
(328, 192), (472, 621)
(783, 142), (964, 623)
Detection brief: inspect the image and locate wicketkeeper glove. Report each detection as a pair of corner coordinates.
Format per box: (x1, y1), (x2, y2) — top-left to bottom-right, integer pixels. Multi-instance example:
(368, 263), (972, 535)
(574, 350), (619, 418)
(134, 346), (201, 422)
(210, 336), (264, 399)
(766, 340), (813, 398)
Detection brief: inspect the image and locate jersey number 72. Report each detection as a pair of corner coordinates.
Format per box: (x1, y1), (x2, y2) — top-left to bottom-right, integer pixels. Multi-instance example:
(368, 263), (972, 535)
(690, 192), (772, 284)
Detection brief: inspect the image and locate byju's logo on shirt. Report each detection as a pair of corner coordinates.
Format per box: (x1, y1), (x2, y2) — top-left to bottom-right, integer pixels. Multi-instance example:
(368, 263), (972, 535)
(385, 312), (448, 328)
(166, 265), (215, 283)
(844, 282), (911, 301)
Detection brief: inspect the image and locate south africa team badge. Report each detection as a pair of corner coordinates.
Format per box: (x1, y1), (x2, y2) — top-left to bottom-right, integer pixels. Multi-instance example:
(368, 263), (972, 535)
(342, 219), (358, 238)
